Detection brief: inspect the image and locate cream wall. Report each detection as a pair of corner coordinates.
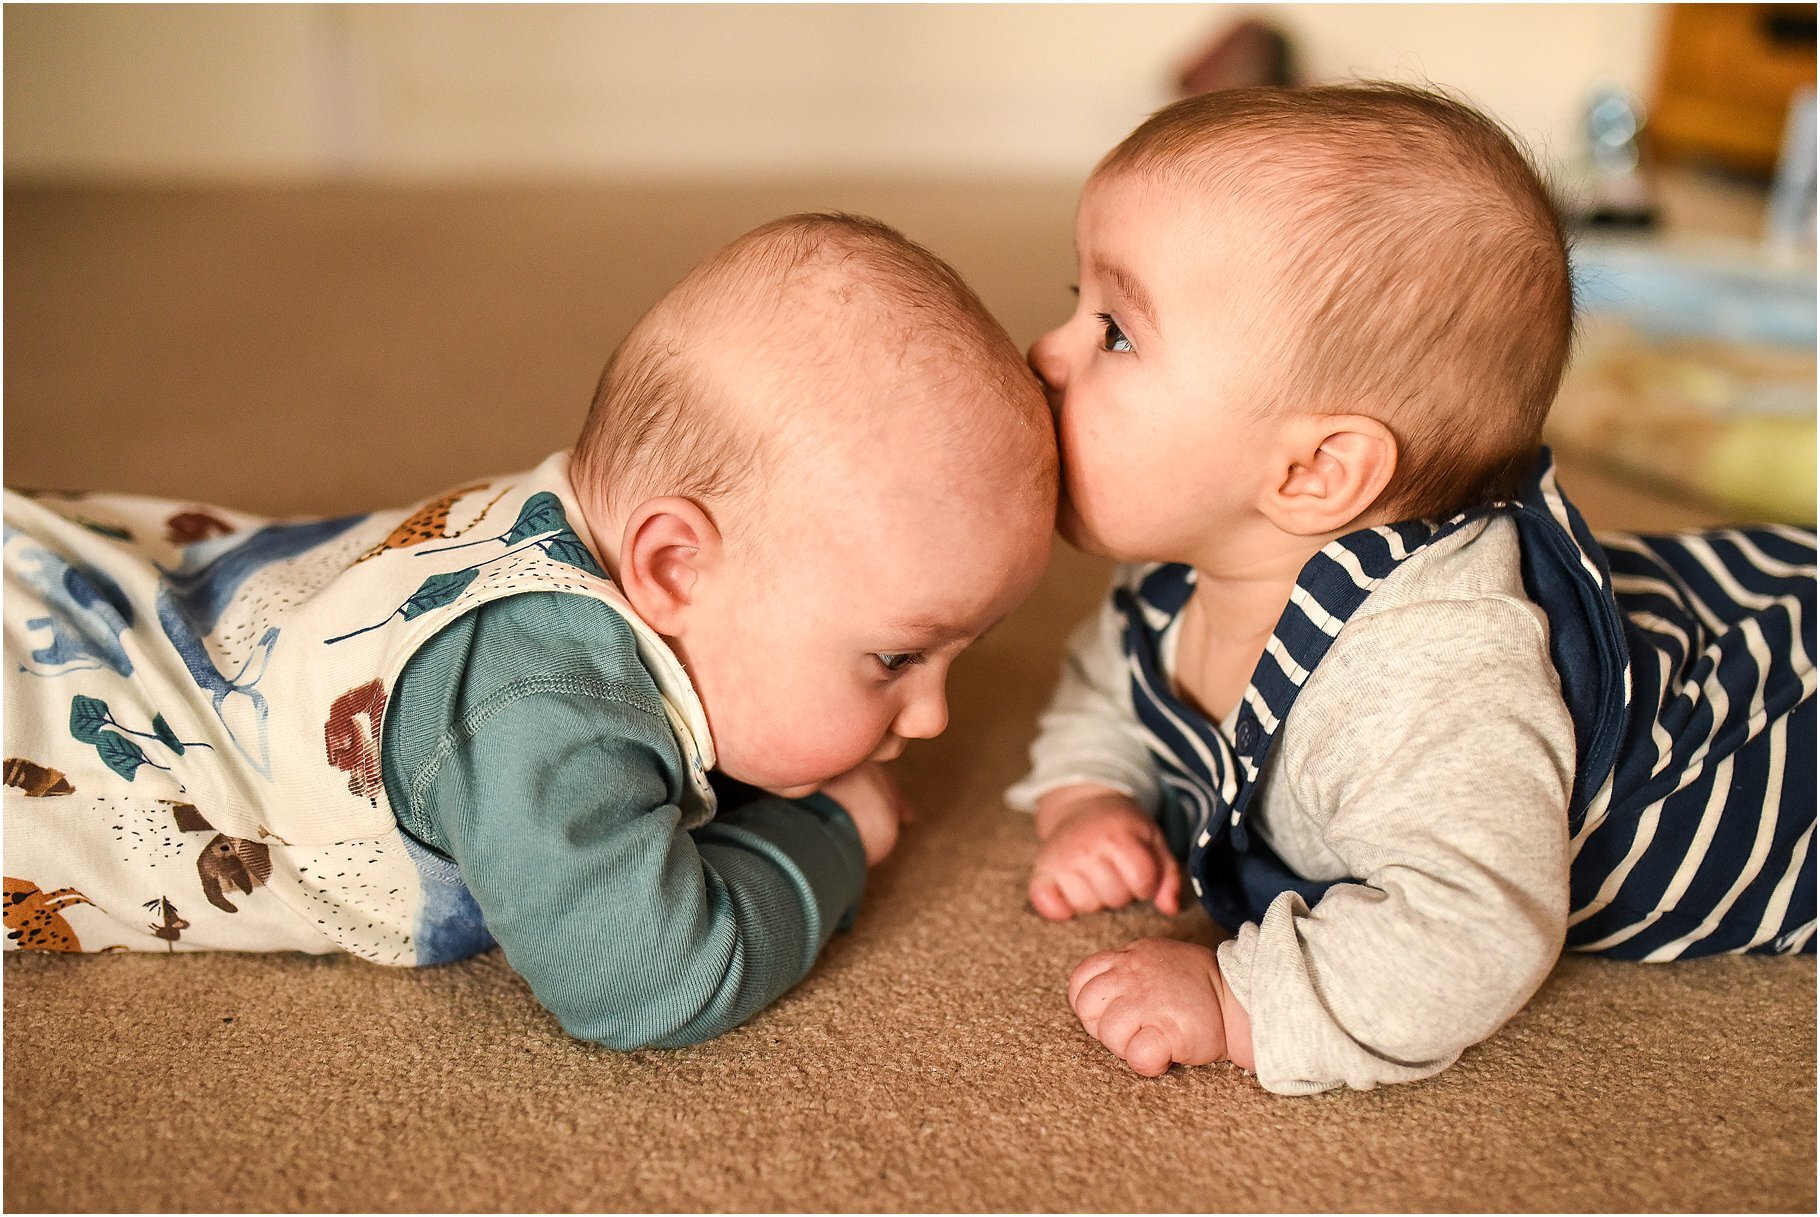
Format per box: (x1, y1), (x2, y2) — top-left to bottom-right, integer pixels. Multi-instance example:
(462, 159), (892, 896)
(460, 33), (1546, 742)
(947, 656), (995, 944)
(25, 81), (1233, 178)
(6, 4), (1665, 181)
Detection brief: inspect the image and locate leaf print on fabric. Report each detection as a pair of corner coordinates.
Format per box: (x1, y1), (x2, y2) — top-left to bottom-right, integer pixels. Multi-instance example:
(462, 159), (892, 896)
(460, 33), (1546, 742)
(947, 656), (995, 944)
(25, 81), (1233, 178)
(416, 491), (569, 557)
(69, 695), (112, 744)
(327, 490), (608, 647)
(401, 568), (481, 621)
(96, 732), (162, 781)
(150, 714), (186, 755)
(324, 567), (481, 644)
(502, 493), (569, 545)
(540, 533), (607, 578)
(70, 695), (210, 758)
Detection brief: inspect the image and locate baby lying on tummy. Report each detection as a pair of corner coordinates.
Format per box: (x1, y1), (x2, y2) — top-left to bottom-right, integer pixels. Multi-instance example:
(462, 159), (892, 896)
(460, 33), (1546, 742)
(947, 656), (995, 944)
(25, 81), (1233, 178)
(4, 212), (1057, 1049)
(1010, 83), (1815, 1094)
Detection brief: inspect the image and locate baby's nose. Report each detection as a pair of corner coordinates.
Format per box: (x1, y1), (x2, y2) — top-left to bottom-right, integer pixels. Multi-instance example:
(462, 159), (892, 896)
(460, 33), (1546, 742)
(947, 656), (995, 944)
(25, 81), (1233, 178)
(894, 688), (949, 741)
(1027, 330), (1067, 398)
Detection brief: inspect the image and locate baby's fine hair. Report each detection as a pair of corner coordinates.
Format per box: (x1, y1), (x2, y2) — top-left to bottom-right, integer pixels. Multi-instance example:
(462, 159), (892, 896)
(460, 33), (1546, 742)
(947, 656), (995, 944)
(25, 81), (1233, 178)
(574, 211), (1042, 525)
(1101, 83), (1574, 520)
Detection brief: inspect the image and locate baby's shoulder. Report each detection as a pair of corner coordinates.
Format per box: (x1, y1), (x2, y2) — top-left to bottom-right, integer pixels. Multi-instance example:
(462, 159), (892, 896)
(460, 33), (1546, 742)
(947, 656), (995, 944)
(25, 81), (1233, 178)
(1279, 516), (1575, 784)
(1356, 515), (1539, 622)
(1320, 515), (1560, 697)
(437, 590), (668, 719)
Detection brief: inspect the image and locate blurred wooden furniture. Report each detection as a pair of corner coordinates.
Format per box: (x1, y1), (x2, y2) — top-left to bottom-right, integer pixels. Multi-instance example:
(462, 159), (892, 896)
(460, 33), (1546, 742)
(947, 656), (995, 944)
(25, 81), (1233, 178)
(1648, 3), (1816, 176)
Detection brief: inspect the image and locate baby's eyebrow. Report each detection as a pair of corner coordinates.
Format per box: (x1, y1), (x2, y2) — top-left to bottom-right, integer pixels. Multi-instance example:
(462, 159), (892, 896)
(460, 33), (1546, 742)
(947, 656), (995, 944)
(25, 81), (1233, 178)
(886, 616), (965, 643)
(888, 611), (1014, 649)
(1092, 256), (1158, 333)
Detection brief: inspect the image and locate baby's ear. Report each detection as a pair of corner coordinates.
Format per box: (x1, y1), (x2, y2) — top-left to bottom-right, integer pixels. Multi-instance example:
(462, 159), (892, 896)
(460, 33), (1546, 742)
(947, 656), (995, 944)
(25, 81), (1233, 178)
(617, 497), (722, 635)
(1262, 415), (1398, 537)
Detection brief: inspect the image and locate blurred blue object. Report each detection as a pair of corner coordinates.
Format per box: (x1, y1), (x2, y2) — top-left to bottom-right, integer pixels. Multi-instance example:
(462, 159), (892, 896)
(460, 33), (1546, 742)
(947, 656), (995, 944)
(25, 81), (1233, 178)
(1569, 242), (1817, 347)
(1766, 88), (1817, 256)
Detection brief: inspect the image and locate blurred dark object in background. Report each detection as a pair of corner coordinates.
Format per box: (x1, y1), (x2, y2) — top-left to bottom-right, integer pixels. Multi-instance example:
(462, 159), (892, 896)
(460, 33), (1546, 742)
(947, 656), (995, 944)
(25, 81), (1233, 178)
(1649, 3), (1816, 178)
(1177, 18), (1298, 95)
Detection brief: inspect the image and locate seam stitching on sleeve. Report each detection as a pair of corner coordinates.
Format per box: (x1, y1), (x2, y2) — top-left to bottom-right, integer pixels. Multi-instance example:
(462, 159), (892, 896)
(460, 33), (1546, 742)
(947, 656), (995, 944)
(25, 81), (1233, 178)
(405, 674), (671, 815)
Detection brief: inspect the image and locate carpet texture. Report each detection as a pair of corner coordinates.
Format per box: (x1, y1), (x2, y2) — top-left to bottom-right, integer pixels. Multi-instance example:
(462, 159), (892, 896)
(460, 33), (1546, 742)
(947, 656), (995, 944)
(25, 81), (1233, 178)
(4, 184), (1813, 1213)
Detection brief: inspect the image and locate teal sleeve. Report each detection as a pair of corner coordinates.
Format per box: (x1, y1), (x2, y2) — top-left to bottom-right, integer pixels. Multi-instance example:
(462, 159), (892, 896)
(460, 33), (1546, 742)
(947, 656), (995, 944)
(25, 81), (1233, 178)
(382, 592), (868, 1049)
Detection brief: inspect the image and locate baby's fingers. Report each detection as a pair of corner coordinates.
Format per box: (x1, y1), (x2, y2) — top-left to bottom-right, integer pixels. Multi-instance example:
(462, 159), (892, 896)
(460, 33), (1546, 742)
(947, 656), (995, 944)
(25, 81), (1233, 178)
(1123, 1026), (1176, 1077)
(1083, 858), (1142, 911)
(1052, 868), (1106, 917)
(1029, 874), (1075, 922)
(1066, 952), (1120, 1014)
(1106, 841), (1162, 908)
(1153, 853), (1184, 916)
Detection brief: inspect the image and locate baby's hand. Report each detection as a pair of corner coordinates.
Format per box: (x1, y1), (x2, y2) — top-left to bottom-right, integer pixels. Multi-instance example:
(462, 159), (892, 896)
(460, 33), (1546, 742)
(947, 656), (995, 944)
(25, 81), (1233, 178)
(818, 762), (913, 866)
(1029, 786), (1182, 920)
(1068, 938), (1249, 1077)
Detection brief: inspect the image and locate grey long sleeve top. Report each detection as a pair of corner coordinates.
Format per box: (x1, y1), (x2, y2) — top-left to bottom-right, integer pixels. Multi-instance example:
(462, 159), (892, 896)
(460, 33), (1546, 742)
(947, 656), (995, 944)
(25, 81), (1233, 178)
(1009, 516), (1576, 1093)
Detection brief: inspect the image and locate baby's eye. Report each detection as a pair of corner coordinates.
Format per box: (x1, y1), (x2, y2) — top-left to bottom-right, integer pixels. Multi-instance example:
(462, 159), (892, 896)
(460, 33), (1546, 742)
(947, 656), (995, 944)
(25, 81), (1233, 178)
(873, 652), (925, 674)
(1096, 313), (1131, 353)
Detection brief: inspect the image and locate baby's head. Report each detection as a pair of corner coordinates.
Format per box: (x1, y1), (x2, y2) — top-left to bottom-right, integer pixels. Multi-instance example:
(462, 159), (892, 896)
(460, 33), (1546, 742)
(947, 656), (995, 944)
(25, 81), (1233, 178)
(574, 213), (1056, 796)
(1031, 83), (1573, 565)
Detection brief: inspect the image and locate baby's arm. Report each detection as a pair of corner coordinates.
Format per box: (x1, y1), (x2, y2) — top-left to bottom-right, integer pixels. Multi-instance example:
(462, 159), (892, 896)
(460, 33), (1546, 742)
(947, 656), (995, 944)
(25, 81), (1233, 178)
(388, 594), (870, 1049)
(1216, 598), (1573, 1092)
(1063, 598), (1572, 1087)
(1009, 581), (1178, 918)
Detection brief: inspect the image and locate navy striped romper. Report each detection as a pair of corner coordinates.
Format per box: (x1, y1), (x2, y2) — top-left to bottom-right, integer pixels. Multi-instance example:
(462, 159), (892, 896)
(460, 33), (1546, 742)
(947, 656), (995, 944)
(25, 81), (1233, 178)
(1118, 451), (1816, 961)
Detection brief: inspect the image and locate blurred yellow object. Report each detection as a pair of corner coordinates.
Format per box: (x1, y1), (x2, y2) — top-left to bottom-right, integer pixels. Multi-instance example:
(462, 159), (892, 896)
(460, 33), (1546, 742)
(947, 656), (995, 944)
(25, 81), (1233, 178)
(1702, 415), (1818, 523)
(1547, 316), (1817, 525)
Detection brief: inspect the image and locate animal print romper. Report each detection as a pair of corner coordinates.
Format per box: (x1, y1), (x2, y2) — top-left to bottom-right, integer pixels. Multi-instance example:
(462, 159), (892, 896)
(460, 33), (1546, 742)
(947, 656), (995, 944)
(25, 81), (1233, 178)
(3, 453), (715, 962)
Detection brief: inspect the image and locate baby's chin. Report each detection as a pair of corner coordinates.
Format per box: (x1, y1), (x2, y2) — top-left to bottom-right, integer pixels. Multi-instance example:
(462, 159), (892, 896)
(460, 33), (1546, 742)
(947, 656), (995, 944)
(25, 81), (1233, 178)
(761, 780), (824, 800)
(1055, 494), (1114, 558)
(711, 740), (841, 799)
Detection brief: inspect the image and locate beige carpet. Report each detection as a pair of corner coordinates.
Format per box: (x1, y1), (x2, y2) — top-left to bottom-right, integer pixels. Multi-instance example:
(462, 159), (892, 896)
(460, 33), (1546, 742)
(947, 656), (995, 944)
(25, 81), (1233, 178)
(4, 183), (1813, 1213)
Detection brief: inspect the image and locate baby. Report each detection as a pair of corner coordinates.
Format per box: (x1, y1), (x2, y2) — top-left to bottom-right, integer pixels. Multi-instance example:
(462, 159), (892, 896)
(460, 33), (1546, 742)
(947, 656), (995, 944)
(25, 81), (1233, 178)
(5, 212), (1057, 1049)
(1009, 84), (1816, 1093)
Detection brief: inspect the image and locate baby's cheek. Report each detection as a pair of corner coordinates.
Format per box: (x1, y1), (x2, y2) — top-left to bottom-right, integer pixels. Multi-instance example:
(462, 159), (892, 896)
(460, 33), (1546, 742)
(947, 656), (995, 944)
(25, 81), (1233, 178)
(732, 698), (883, 789)
(1058, 448), (1135, 555)
(1059, 413), (1130, 502)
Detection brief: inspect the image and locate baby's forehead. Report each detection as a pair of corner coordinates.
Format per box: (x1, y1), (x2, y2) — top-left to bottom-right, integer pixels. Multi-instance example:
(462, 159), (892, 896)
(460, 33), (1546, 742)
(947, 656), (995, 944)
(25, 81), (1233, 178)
(1083, 171), (1299, 306)
(1095, 145), (1482, 293)
(780, 471), (1048, 620)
